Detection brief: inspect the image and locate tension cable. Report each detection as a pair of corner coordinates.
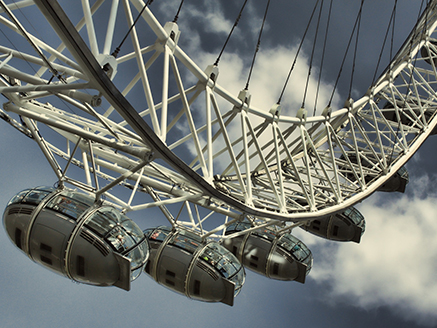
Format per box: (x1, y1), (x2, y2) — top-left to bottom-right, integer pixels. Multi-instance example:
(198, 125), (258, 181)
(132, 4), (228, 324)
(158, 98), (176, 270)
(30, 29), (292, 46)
(277, 0), (320, 105)
(245, 0), (271, 90)
(327, 0), (365, 107)
(313, 0), (333, 116)
(0, 1), (66, 83)
(173, 0), (185, 23)
(111, 0), (154, 58)
(348, 0), (365, 99)
(302, 0), (325, 109)
(214, 0), (249, 66)
(371, 0), (398, 85)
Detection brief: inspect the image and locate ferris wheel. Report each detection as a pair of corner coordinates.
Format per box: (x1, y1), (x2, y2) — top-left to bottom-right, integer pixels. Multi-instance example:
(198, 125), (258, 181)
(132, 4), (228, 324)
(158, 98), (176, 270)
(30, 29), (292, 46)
(1, 0), (437, 305)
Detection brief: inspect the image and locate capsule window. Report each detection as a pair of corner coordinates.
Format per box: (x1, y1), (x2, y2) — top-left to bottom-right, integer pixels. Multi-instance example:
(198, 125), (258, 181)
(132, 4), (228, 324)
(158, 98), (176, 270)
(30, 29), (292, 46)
(23, 190), (52, 206)
(194, 280), (201, 296)
(145, 261), (151, 274)
(166, 270), (176, 278)
(106, 226), (136, 252)
(77, 256), (85, 277)
(273, 262), (279, 275)
(40, 243), (52, 253)
(165, 279), (175, 286)
(254, 229), (276, 241)
(40, 255), (52, 266)
(148, 229), (170, 242)
(14, 228), (22, 250)
(169, 232), (200, 254)
(8, 190), (30, 206)
(333, 225), (339, 236)
(86, 210), (117, 236)
(312, 220), (321, 231)
(46, 195), (89, 220)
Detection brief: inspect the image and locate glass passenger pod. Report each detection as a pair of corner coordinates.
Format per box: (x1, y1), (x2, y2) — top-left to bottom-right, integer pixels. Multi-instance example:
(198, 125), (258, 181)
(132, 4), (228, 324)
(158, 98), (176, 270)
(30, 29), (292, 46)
(301, 206), (366, 243)
(377, 165), (409, 193)
(3, 187), (149, 291)
(382, 100), (437, 136)
(222, 222), (312, 283)
(3, 186), (57, 255)
(7, 186), (56, 207)
(421, 40), (437, 70)
(77, 207), (150, 285)
(144, 226), (245, 306)
(339, 153), (409, 193)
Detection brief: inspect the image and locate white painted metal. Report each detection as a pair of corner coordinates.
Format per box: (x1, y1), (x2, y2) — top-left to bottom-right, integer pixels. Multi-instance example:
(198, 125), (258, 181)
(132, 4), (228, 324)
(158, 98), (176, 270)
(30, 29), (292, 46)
(0, 0), (437, 240)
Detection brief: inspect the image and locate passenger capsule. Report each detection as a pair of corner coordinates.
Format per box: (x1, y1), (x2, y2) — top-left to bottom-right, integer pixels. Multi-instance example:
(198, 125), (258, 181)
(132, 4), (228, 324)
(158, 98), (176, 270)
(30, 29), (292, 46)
(421, 40), (437, 66)
(222, 223), (312, 283)
(377, 166), (409, 193)
(143, 226), (245, 306)
(340, 153), (409, 193)
(300, 207), (366, 243)
(382, 100), (437, 135)
(3, 186), (149, 291)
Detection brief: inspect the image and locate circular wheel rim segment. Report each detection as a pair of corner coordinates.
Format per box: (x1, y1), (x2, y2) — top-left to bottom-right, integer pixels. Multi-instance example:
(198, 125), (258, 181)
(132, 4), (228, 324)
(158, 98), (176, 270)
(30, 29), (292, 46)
(1, 0), (437, 237)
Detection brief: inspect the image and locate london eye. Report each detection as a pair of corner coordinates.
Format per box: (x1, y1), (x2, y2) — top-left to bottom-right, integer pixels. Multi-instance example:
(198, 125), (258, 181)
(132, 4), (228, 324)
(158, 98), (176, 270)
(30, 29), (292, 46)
(1, 0), (436, 308)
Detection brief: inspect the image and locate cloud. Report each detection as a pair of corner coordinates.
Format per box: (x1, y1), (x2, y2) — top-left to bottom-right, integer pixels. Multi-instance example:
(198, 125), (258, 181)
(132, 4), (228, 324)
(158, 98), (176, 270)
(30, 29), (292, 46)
(307, 173), (437, 326)
(157, 0), (234, 57)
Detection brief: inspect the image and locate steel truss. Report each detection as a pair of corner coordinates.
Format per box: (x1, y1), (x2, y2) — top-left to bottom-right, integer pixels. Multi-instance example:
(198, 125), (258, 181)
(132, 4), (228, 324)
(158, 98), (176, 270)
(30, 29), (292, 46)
(1, 0), (437, 239)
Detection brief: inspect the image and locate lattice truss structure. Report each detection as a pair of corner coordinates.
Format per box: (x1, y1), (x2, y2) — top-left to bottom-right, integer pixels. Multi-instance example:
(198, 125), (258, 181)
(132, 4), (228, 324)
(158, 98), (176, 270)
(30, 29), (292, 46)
(1, 0), (437, 239)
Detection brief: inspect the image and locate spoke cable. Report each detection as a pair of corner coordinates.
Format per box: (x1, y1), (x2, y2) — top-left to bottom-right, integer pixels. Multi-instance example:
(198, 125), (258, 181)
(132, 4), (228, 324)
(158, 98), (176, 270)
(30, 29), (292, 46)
(214, 0), (249, 66)
(389, 2), (397, 71)
(9, 0), (55, 80)
(301, 0), (332, 188)
(384, 0), (400, 166)
(245, 0), (271, 90)
(302, 0), (325, 109)
(348, 0), (365, 99)
(327, 1), (365, 107)
(0, 28), (38, 81)
(277, 0), (320, 105)
(173, 0), (185, 23)
(313, 0), (333, 116)
(0, 3), (80, 117)
(371, 0), (398, 85)
(0, 0), (66, 83)
(111, 0), (154, 58)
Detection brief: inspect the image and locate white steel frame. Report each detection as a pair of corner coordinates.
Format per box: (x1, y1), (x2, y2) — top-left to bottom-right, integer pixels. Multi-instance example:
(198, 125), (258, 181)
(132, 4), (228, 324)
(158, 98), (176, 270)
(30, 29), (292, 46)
(1, 0), (437, 239)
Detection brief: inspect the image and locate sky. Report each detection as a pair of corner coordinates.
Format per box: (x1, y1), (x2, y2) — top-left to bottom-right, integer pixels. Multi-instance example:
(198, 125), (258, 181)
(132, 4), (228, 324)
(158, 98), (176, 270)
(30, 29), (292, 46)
(2, 1), (437, 327)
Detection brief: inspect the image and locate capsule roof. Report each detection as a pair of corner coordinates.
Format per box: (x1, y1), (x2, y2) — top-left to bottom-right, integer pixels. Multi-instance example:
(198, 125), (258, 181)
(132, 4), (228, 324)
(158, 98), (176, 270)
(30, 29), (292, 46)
(342, 207), (366, 234)
(7, 186), (56, 207)
(225, 222), (313, 274)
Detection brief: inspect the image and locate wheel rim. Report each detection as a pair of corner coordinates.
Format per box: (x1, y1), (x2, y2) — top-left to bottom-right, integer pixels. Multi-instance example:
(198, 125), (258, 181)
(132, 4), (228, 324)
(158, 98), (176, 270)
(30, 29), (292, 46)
(1, 0), (437, 237)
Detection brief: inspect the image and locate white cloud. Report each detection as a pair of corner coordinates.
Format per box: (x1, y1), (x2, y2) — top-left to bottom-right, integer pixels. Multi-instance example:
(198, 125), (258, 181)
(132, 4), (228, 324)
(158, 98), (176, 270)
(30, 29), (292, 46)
(158, 1), (233, 57)
(308, 174), (437, 326)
